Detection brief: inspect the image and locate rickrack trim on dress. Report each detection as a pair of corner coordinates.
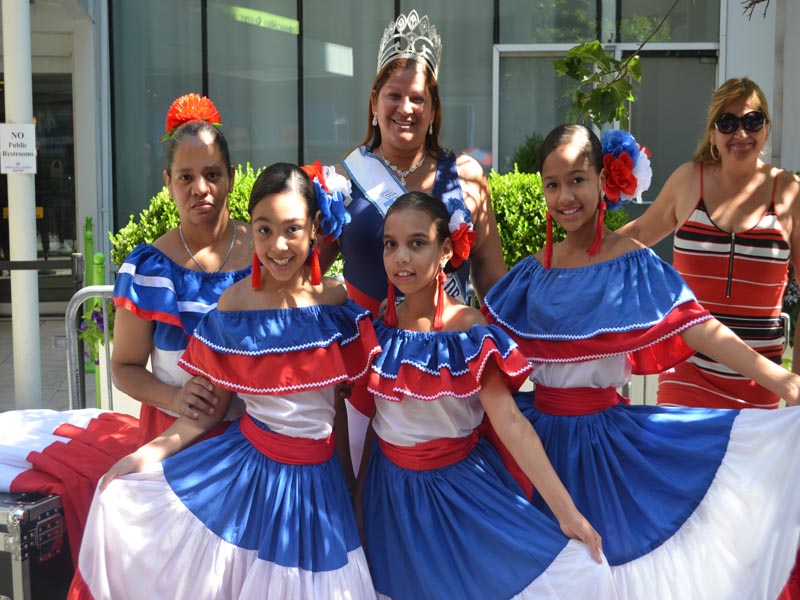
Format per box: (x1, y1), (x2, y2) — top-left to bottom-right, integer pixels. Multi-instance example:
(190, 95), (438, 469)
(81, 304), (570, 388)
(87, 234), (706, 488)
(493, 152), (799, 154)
(178, 344), (381, 394)
(521, 315), (713, 364)
(485, 297), (697, 341)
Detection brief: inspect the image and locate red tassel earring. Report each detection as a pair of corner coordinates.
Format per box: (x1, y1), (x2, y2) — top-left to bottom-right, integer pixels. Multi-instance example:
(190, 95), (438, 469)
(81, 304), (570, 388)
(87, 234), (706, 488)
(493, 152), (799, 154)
(586, 199), (606, 257)
(544, 213), (554, 270)
(251, 251), (262, 289)
(306, 244), (322, 285)
(384, 278), (398, 327)
(433, 270), (446, 331)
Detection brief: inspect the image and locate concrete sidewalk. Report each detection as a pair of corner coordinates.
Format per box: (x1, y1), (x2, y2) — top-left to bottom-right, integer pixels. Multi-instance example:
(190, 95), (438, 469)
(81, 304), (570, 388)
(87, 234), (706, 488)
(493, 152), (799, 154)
(0, 316), (95, 413)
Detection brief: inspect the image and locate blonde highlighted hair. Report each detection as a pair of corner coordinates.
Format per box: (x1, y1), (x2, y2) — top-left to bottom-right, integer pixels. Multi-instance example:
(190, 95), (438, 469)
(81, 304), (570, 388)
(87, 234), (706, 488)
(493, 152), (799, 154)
(693, 77), (771, 164)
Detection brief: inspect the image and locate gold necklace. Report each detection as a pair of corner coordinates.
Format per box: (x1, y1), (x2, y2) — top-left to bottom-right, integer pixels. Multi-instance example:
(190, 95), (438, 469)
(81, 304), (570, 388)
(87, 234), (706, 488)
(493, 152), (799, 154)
(378, 148), (426, 187)
(178, 218), (236, 272)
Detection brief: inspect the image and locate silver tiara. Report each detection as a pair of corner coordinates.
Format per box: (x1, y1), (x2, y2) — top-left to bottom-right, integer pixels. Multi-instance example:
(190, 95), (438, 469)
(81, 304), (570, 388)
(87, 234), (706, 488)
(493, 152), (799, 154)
(377, 10), (442, 79)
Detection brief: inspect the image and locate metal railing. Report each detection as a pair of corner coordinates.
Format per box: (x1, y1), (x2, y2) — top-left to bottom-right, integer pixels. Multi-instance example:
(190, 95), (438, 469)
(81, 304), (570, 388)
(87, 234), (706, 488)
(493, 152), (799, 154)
(65, 285), (115, 410)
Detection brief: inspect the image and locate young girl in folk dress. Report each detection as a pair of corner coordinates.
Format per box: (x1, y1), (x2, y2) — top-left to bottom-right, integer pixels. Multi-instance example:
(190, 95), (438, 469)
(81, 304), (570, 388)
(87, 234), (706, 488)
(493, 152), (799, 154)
(69, 163), (378, 599)
(359, 191), (615, 599)
(482, 123), (800, 599)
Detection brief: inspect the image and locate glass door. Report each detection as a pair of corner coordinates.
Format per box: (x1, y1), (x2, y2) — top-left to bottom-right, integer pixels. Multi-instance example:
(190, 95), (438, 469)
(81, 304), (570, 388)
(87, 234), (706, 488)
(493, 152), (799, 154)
(0, 73), (75, 307)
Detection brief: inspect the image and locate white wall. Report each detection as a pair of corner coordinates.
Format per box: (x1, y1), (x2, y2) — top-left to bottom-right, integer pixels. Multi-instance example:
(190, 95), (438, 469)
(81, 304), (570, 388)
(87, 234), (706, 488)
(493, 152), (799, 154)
(780, 0), (800, 171)
(721, 0), (799, 171)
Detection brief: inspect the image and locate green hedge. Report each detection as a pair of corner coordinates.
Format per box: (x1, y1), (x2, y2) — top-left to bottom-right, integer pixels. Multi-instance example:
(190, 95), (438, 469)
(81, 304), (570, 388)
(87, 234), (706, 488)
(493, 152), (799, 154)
(488, 165), (628, 268)
(109, 164), (259, 267)
(109, 163), (627, 276)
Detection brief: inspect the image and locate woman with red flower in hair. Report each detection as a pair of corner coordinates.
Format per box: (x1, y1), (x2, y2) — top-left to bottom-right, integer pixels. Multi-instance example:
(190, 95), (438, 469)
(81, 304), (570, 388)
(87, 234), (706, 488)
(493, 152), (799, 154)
(0, 94), (253, 590)
(112, 93), (254, 446)
(481, 123), (800, 598)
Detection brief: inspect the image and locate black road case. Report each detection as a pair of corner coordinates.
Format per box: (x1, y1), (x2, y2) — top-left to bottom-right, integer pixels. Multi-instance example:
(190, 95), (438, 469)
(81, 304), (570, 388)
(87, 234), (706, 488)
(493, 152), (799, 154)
(0, 492), (72, 600)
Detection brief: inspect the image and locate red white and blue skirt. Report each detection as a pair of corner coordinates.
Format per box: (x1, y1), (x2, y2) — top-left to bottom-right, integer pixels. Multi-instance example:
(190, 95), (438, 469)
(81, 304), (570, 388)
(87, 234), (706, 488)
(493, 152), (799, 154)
(514, 387), (800, 599)
(71, 416), (374, 599)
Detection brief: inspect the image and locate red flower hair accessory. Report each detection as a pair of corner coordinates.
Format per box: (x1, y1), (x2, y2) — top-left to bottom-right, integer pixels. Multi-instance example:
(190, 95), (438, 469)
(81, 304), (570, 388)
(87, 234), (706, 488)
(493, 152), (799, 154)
(161, 93), (223, 141)
(447, 204), (475, 268)
(602, 152), (637, 201)
(301, 160), (352, 243)
(600, 129), (652, 208)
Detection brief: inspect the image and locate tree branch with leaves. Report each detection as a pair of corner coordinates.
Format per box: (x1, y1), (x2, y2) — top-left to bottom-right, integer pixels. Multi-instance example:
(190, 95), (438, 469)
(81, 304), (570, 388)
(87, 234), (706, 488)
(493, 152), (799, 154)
(554, 0), (680, 128)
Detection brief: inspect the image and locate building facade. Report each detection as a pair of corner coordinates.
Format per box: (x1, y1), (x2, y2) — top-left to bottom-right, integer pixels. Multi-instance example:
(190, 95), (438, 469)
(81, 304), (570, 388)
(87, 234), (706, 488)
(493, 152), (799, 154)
(0, 0), (798, 310)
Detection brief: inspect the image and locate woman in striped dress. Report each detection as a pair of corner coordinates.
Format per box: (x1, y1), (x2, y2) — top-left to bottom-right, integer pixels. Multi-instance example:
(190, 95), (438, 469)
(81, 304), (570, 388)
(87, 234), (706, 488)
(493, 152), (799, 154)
(619, 77), (800, 411)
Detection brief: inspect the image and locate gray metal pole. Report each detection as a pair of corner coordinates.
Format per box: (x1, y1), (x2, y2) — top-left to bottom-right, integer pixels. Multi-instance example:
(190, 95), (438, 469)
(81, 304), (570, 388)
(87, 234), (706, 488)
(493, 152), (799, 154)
(2, 0), (42, 409)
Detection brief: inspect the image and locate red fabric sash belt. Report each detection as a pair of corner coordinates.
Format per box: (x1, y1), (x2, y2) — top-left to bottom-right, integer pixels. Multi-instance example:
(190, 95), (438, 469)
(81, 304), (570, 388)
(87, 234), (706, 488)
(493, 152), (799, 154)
(533, 385), (624, 416)
(240, 413), (336, 465)
(379, 431), (478, 470)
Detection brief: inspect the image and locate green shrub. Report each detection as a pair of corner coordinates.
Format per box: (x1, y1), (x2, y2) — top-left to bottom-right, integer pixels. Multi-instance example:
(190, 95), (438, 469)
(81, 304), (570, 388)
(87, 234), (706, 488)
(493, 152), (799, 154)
(488, 165), (627, 269)
(109, 162), (344, 277)
(511, 132), (545, 174)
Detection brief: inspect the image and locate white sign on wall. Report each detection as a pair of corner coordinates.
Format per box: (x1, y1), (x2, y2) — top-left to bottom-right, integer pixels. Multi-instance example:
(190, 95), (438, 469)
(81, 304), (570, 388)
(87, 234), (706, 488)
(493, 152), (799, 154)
(0, 123), (37, 174)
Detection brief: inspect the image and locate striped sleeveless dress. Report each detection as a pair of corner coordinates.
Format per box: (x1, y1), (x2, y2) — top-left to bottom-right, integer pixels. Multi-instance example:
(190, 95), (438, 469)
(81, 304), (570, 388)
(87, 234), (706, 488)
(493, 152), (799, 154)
(657, 166), (790, 409)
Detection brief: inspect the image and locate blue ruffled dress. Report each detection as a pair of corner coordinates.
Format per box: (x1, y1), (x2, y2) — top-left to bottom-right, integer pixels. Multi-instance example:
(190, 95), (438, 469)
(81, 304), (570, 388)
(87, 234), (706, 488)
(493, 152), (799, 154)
(363, 322), (616, 600)
(113, 244), (250, 444)
(75, 301), (379, 599)
(483, 248), (800, 599)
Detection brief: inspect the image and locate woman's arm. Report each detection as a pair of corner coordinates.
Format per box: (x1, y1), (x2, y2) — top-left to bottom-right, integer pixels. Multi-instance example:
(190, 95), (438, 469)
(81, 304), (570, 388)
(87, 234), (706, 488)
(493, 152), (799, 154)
(99, 389), (233, 489)
(318, 238), (341, 275)
(456, 155), (507, 300)
(617, 162), (697, 246)
(334, 383), (355, 490)
(681, 319), (800, 405)
(774, 170), (800, 376)
(479, 362), (604, 562)
(110, 308), (222, 418)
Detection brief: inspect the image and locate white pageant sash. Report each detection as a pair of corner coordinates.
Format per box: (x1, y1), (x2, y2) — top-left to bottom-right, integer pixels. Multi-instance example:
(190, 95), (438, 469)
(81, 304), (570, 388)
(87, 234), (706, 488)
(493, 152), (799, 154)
(342, 146), (470, 305)
(342, 146), (405, 218)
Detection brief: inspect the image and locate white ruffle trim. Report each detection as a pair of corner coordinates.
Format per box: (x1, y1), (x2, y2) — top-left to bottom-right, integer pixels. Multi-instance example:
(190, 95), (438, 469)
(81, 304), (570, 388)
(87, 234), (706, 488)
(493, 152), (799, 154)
(612, 407), (800, 599)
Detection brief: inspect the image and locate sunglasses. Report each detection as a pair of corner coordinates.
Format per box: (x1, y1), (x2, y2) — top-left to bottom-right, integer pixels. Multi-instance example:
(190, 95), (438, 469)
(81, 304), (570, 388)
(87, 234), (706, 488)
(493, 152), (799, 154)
(714, 111), (766, 134)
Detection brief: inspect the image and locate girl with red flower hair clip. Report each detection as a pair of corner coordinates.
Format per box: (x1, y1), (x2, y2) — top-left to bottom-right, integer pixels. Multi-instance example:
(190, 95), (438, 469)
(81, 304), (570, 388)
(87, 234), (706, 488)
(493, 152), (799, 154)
(70, 163), (377, 599)
(481, 123), (800, 598)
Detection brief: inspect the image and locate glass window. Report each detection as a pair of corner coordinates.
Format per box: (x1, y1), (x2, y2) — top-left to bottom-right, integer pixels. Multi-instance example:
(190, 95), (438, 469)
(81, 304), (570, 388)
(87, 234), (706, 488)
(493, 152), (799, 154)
(302, 1), (393, 165)
(110, 0), (202, 230)
(207, 0), (299, 169)
(496, 54), (573, 174)
(620, 0), (719, 43)
(628, 52), (717, 261)
(500, 0), (597, 44)
(400, 0), (494, 158)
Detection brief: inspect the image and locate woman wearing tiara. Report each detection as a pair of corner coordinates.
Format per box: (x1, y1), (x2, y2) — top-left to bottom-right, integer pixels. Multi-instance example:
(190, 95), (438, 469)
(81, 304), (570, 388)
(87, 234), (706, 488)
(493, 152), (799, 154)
(69, 162), (377, 599)
(320, 10), (507, 443)
(0, 93), (251, 569)
(482, 123), (800, 599)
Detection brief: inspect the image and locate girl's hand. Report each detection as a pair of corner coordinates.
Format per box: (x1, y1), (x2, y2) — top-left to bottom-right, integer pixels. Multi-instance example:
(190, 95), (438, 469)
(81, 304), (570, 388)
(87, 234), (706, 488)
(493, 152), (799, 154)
(559, 510), (604, 564)
(782, 372), (800, 407)
(99, 449), (155, 491)
(172, 376), (220, 419)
